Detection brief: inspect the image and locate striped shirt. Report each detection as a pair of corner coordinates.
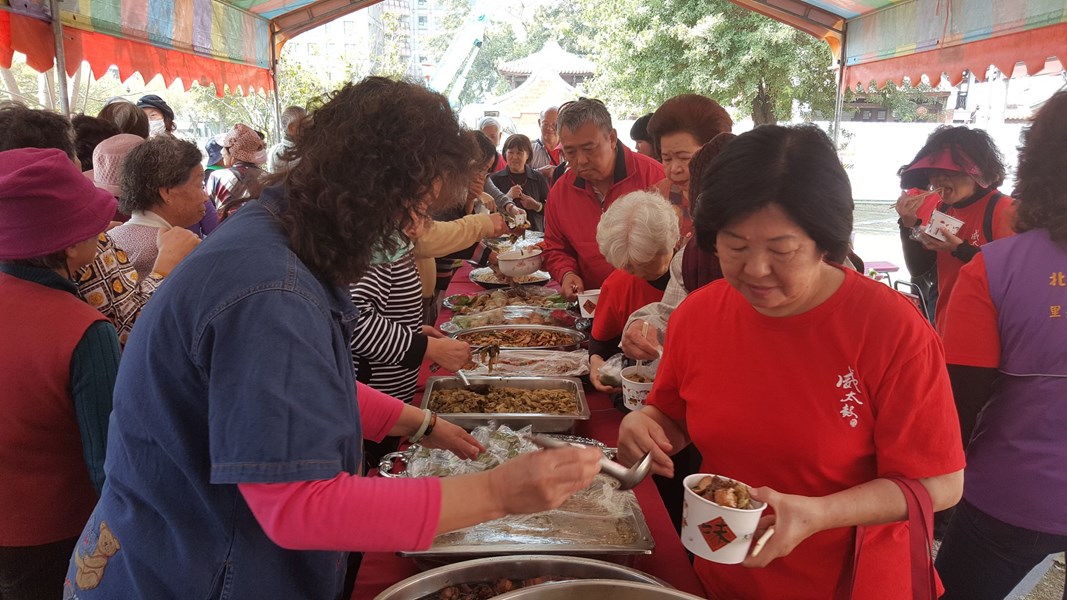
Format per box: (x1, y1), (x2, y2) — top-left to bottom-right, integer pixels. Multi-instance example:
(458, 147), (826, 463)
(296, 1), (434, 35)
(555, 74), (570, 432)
(349, 253), (428, 403)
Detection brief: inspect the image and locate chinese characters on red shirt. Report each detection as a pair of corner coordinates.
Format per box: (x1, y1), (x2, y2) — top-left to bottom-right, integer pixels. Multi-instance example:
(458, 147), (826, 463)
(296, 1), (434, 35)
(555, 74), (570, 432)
(836, 367), (863, 428)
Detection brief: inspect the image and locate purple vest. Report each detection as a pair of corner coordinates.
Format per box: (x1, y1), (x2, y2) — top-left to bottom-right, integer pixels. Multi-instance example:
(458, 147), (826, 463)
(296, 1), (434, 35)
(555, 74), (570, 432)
(965, 229), (1067, 534)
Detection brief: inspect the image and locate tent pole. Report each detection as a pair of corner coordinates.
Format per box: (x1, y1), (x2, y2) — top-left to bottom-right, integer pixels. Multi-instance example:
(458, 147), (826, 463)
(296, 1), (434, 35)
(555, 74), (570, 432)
(833, 24), (847, 148)
(49, 0), (70, 115)
(270, 29), (283, 146)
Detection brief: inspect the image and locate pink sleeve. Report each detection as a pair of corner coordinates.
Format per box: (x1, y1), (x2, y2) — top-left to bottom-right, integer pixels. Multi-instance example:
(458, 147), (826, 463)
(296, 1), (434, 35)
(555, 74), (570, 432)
(239, 473), (442, 551)
(356, 382), (405, 442)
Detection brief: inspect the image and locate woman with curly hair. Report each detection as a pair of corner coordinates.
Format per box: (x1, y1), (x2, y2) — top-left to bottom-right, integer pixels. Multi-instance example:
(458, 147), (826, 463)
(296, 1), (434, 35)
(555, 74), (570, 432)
(64, 77), (601, 599)
(894, 126), (1016, 330)
(647, 94), (733, 245)
(934, 90), (1067, 600)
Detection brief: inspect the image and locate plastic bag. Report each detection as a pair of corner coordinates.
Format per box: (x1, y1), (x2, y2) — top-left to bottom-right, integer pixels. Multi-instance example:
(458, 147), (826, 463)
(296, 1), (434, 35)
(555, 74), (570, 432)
(597, 353), (626, 388)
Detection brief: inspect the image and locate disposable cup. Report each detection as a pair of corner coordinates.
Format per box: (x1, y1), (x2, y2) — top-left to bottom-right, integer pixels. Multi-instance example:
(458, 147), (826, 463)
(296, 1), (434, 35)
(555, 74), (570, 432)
(576, 289), (601, 318)
(620, 365), (655, 411)
(681, 473), (766, 564)
(924, 210), (964, 241)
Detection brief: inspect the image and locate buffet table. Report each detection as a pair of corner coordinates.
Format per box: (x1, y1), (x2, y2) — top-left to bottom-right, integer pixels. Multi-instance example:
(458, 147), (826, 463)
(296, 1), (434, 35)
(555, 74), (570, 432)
(351, 264), (705, 599)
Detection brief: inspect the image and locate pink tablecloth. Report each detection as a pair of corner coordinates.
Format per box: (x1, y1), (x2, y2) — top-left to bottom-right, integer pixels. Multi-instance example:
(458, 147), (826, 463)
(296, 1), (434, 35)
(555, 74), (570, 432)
(351, 264), (704, 599)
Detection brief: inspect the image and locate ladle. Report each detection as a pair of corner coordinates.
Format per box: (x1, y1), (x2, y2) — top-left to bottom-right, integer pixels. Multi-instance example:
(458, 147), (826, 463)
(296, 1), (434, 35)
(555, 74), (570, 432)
(455, 369), (491, 394)
(527, 434), (654, 491)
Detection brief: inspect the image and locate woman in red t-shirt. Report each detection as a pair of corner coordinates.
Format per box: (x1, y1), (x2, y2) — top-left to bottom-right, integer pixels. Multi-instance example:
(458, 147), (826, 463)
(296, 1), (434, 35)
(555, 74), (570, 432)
(617, 125), (965, 599)
(894, 126), (1016, 330)
(589, 190), (679, 393)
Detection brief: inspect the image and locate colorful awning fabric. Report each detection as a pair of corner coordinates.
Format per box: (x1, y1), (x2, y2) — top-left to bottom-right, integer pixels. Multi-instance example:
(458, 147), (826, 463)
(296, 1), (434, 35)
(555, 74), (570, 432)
(727, 0), (1066, 88)
(0, 10), (271, 96)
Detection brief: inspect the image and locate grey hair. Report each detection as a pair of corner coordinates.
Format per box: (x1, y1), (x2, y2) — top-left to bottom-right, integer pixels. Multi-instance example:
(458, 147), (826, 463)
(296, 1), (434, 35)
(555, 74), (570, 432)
(597, 190), (679, 269)
(539, 106), (558, 120)
(280, 106), (307, 129)
(119, 135), (202, 213)
(557, 98), (612, 135)
(478, 117), (501, 130)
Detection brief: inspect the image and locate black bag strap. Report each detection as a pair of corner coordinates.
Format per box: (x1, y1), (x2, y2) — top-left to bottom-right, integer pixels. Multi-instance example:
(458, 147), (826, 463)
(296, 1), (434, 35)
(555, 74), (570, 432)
(983, 191), (1004, 242)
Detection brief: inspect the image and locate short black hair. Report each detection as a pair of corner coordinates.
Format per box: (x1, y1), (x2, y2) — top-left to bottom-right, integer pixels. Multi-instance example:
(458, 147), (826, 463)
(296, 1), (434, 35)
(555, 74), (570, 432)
(899, 125), (1006, 190)
(502, 133), (534, 161)
(692, 125), (853, 263)
(1014, 90), (1067, 244)
(0, 105), (75, 161)
(629, 113), (653, 143)
(72, 114), (120, 172)
(120, 136), (202, 213)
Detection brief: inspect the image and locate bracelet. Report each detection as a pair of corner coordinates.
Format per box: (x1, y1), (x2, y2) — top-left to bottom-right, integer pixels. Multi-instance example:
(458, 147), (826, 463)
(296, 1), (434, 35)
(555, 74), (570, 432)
(423, 412), (438, 439)
(409, 408), (433, 444)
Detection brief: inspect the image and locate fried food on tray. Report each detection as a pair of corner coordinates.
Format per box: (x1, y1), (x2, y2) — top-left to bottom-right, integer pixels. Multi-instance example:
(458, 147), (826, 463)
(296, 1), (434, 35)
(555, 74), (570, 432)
(456, 328), (576, 348)
(429, 577), (562, 600)
(430, 387), (578, 415)
(691, 475), (753, 509)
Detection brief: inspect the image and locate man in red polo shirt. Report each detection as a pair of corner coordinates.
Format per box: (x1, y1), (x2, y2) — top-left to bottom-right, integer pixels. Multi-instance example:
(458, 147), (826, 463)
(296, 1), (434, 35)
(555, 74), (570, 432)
(543, 98), (665, 299)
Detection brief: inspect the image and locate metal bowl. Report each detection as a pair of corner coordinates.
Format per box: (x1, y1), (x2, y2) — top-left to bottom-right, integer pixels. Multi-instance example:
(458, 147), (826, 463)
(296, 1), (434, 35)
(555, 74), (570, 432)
(373, 555), (670, 600)
(452, 325), (585, 351)
(493, 579), (705, 600)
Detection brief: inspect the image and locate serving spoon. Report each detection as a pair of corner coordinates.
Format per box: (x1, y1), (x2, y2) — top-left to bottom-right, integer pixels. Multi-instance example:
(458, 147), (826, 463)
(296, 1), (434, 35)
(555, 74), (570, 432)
(526, 434), (654, 491)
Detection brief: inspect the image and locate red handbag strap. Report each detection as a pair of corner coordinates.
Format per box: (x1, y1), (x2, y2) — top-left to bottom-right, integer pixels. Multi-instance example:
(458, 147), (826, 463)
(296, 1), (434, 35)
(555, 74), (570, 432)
(835, 477), (937, 600)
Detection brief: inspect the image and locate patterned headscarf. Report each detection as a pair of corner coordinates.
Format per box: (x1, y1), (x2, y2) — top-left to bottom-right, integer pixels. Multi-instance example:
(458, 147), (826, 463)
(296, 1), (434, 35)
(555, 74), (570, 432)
(222, 124), (265, 165)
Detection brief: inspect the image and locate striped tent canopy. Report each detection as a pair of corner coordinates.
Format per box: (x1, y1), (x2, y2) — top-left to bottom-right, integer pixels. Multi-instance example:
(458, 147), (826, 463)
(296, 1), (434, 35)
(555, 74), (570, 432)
(729, 0), (1067, 89)
(0, 0), (379, 95)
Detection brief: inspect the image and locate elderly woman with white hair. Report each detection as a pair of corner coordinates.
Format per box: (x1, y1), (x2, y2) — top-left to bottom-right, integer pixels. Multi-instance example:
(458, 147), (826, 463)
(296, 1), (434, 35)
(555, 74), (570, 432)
(589, 190), (679, 393)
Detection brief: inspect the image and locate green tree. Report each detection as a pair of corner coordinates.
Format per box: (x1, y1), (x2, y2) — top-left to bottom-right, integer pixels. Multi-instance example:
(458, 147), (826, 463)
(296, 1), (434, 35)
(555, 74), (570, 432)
(581, 0), (837, 124)
(846, 81), (944, 122)
(181, 46), (333, 141)
(425, 0), (526, 107)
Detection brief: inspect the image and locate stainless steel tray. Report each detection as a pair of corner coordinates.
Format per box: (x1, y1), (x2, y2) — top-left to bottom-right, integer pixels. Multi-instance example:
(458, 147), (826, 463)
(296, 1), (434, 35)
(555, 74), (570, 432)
(421, 376), (590, 433)
(374, 555), (669, 600)
(451, 324), (586, 350)
(494, 579), (703, 600)
(398, 484), (656, 563)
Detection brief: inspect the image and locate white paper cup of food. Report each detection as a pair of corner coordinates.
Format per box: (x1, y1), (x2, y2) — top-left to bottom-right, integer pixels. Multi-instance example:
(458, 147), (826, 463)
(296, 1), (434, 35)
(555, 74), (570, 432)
(620, 365), (655, 411)
(681, 473), (766, 564)
(924, 210), (965, 241)
(576, 289), (601, 318)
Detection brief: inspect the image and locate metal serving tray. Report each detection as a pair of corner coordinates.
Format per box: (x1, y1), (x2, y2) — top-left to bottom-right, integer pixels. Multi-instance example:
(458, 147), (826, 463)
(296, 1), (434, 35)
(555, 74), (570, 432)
(420, 376), (590, 433)
(398, 486), (656, 565)
(451, 325), (586, 350)
(374, 555), (669, 600)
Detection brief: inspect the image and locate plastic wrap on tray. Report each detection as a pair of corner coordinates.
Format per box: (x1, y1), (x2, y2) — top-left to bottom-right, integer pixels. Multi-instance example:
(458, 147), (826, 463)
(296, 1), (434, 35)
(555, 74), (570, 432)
(444, 288), (570, 315)
(389, 425), (644, 552)
(435, 477), (641, 547)
(401, 425), (538, 478)
(440, 307), (578, 333)
(461, 350), (589, 377)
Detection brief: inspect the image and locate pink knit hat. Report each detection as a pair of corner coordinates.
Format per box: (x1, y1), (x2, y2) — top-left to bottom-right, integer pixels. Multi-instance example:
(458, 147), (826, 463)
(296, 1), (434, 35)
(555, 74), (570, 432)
(84, 133), (145, 196)
(0, 148), (118, 260)
(221, 123), (265, 164)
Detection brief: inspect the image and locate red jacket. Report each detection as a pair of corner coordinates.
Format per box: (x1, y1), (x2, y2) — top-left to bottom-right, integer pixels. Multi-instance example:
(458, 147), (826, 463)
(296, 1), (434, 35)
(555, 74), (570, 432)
(543, 144), (665, 289)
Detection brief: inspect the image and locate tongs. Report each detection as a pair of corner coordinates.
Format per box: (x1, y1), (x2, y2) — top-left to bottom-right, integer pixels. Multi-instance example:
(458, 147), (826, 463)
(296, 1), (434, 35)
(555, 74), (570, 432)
(526, 434), (654, 491)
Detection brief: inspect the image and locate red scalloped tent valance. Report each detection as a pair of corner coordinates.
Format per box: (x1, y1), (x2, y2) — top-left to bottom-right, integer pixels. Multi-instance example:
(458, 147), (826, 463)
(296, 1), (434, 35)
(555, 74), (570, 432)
(0, 11), (271, 97)
(846, 21), (1067, 90)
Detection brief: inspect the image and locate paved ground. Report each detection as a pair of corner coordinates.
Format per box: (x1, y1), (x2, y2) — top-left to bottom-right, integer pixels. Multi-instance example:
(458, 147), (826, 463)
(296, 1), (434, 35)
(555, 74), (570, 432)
(1021, 554), (1065, 600)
